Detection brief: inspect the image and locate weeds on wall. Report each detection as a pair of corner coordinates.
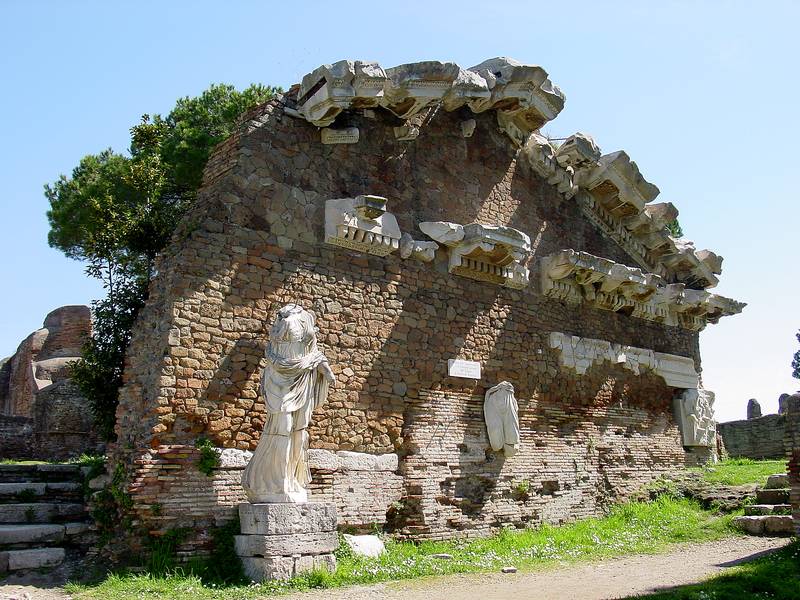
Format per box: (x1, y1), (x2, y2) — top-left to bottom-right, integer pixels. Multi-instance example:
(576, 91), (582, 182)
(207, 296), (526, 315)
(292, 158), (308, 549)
(195, 437), (220, 476)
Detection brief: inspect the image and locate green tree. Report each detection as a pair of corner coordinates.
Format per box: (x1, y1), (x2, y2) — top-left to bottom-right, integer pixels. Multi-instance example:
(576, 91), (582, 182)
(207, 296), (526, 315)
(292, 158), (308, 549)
(792, 331), (800, 380)
(46, 83), (279, 440)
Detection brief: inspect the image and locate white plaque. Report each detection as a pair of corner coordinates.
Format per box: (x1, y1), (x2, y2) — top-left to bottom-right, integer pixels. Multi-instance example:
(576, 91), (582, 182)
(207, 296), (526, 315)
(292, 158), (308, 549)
(448, 359), (481, 379)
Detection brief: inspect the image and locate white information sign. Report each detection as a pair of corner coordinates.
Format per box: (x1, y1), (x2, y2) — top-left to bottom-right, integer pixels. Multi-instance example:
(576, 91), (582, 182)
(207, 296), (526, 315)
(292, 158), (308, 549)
(447, 359), (481, 380)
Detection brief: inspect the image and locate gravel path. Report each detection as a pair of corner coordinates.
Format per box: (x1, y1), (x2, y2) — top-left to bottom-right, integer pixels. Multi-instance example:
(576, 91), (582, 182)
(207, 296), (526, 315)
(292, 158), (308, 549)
(280, 536), (791, 600)
(0, 536), (790, 600)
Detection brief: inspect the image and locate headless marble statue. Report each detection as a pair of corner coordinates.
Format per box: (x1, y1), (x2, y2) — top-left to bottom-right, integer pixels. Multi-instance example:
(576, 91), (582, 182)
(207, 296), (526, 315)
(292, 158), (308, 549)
(242, 304), (335, 503)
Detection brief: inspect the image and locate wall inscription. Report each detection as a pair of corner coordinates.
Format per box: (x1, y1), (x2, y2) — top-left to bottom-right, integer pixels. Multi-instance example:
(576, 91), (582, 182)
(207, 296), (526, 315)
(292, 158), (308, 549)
(447, 359), (481, 379)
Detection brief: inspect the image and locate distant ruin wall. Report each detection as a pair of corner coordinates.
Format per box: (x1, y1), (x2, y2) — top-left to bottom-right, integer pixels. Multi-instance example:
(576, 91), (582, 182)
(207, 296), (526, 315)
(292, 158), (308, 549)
(717, 414), (785, 459)
(0, 415), (33, 459)
(785, 394), (799, 535)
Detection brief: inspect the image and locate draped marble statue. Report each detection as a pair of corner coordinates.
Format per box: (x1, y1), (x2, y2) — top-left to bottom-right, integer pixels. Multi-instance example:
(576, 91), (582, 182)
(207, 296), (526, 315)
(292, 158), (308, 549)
(484, 381), (521, 457)
(242, 304), (335, 503)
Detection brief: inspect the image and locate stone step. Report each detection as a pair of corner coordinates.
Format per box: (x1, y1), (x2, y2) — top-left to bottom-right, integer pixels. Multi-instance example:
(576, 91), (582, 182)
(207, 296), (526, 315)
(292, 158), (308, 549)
(755, 488), (790, 505)
(0, 523), (65, 547)
(0, 464), (83, 483)
(744, 503), (793, 516)
(733, 515), (796, 536)
(764, 473), (789, 489)
(0, 521), (92, 549)
(0, 482), (82, 503)
(0, 547), (65, 573)
(0, 503), (86, 524)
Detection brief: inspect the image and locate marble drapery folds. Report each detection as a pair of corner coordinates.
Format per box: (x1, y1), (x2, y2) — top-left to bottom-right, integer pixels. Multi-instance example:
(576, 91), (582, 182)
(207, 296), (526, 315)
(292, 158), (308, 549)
(484, 381), (521, 457)
(242, 304), (334, 503)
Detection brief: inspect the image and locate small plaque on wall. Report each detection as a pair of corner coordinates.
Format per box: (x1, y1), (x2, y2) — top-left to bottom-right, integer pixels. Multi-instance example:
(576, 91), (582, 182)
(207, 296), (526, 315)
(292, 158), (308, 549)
(448, 359), (481, 379)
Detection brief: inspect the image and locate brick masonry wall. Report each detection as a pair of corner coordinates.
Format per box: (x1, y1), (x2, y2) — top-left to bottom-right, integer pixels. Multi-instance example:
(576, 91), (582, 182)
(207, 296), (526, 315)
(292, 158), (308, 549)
(0, 415), (33, 459)
(32, 380), (102, 461)
(717, 415), (786, 460)
(785, 394), (799, 535)
(126, 446), (401, 555)
(113, 96), (702, 546)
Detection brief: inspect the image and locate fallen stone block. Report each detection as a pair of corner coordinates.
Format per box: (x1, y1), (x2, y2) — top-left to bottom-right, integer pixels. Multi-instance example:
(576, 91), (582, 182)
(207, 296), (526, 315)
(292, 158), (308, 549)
(343, 534), (385, 558)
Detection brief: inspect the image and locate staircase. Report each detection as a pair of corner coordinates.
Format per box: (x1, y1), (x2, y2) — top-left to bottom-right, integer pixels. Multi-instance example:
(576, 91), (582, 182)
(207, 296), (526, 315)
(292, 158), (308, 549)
(733, 473), (794, 536)
(0, 463), (94, 577)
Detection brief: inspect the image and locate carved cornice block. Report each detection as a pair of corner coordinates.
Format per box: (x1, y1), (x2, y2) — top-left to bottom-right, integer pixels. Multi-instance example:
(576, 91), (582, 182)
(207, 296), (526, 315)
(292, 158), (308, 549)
(324, 196), (401, 256)
(381, 61), (461, 119)
(469, 57), (565, 132)
(298, 60), (388, 127)
(583, 151), (660, 216)
(540, 250), (744, 330)
(549, 332), (698, 388)
(420, 221), (531, 289)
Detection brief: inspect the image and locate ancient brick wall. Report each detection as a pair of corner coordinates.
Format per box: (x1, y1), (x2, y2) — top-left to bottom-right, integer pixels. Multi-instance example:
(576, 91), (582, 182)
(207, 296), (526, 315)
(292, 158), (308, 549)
(717, 414), (786, 460)
(32, 380), (101, 461)
(114, 96), (701, 544)
(0, 415), (33, 459)
(785, 394), (800, 535)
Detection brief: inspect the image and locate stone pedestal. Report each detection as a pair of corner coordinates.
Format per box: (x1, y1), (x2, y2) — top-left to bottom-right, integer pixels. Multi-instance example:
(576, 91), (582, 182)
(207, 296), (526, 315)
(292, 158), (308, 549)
(235, 502), (338, 581)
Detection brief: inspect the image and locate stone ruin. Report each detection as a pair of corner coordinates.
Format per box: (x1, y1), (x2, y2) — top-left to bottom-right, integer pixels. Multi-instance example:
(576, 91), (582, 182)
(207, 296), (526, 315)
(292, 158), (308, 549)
(718, 394), (791, 460)
(0, 305), (101, 461)
(106, 56), (746, 566)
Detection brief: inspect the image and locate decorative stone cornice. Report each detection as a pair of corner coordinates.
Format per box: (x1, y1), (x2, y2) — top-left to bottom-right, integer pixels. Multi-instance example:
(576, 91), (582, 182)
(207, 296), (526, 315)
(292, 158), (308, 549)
(294, 57), (564, 147)
(292, 58), (728, 291)
(540, 250), (745, 330)
(549, 332), (699, 388)
(420, 221), (531, 289)
(324, 196), (401, 256)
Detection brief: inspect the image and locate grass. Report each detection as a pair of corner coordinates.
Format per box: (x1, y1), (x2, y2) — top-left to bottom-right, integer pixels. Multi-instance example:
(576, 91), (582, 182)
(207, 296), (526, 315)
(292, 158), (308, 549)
(631, 539), (800, 600)
(689, 458), (787, 486)
(66, 496), (742, 600)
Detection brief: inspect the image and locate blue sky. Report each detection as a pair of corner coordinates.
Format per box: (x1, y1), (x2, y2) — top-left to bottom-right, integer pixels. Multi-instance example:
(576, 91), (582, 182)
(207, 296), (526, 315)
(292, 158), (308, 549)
(1, 1), (797, 422)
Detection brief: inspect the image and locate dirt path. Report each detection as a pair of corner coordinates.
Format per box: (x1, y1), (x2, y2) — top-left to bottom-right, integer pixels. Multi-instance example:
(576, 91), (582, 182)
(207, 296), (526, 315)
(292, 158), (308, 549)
(0, 536), (790, 600)
(280, 536), (791, 600)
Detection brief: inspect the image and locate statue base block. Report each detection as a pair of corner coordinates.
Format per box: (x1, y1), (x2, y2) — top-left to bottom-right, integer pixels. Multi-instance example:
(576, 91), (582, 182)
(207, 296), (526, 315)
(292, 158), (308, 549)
(236, 502), (338, 581)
